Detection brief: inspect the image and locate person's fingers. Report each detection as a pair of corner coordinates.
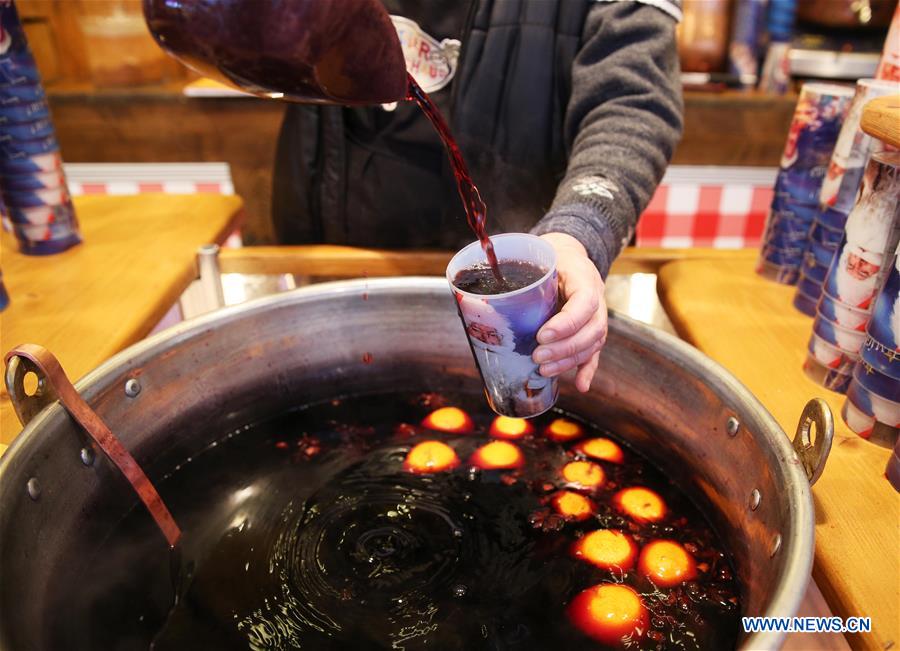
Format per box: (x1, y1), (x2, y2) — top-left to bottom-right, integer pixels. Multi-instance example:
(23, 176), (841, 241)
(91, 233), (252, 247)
(537, 284), (598, 344)
(533, 310), (605, 364)
(574, 354), (600, 392)
(539, 339), (604, 377)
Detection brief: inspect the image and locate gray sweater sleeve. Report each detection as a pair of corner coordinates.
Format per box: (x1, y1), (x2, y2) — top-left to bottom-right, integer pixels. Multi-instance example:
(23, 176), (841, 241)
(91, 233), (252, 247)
(530, 1), (684, 278)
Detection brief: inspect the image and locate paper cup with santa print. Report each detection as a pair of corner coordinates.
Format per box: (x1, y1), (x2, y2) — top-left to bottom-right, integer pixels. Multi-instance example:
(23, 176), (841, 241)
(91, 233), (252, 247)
(819, 294), (871, 330)
(808, 332), (858, 375)
(818, 79), (899, 214)
(822, 152), (900, 311)
(447, 233), (559, 418)
(802, 353), (852, 393)
(845, 378), (900, 444)
(862, 239), (900, 379)
(778, 83), (854, 205)
(813, 314), (867, 354)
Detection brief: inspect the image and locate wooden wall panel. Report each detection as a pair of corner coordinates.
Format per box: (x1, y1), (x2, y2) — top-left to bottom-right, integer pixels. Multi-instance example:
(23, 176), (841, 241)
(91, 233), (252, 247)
(47, 89), (795, 245)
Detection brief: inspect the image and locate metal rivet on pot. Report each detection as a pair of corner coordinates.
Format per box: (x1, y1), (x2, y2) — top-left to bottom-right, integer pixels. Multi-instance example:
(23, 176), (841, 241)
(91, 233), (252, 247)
(80, 447), (95, 466)
(26, 477), (41, 500)
(726, 417), (740, 437)
(749, 489), (761, 511)
(770, 534), (782, 558)
(124, 378), (141, 398)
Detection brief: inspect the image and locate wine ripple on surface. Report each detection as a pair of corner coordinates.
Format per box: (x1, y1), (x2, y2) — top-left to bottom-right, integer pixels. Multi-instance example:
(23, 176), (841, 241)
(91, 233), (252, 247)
(238, 447), (481, 647)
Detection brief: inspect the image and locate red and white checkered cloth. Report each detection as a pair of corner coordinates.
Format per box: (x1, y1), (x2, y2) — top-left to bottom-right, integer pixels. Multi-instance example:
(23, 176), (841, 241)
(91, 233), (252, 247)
(636, 166), (776, 248)
(65, 163), (234, 197)
(65, 163), (777, 250)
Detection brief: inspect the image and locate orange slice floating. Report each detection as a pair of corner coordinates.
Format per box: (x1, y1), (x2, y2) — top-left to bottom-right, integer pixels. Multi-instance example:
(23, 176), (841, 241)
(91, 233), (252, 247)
(404, 441), (460, 474)
(489, 416), (533, 440)
(470, 440), (525, 470)
(562, 461), (605, 488)
(421, 407), (473, 433)
(638, 540), (697, 588)
(546, 418), (584, 442)
(613, 487), (667, 523)
(551, 490), (596, 521)
(572, 530), (638, 571)
(568, 583), (648, 645)
(575, 437), (625, 464)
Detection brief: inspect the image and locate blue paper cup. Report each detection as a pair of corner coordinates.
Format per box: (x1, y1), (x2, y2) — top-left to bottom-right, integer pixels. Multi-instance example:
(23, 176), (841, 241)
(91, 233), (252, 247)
(15, 230), (81, 256)
(0, 52), (42, 87)
(802, 254), (829, 283)
(8, 201), (75, 225)
(819, 294), (871, 330)
(818, 206), (850, 230)
(809, 240), (838, 268)
(810, 220), (843, 247)
(793, 288), (818, 316)
(797, 272), (823, 300)
(814, 313), (867, 354)
(0, 150), (61, 174)
(802, 352), (852, 393)
(3, 169), (65, 192)
(0, 134), (58, 157)
(779, 83), (855, 204)
(0, 100), (50, 123)
(2, 185), (69, 208)
(779, 200), (819, 222)
(756, 259), (800, 285)
(0, 118), (55, 140)
(846, 379), (900, 429)
(0, 81), (46, 104)
(819, 79), (899, 214)
(448, 233), (559, 418)
(854, 360), (900, 402)
(808, 332), (858, 375)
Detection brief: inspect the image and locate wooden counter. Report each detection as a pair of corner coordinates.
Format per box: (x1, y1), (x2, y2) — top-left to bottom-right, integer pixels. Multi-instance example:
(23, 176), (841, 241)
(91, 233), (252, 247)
(657, 251), (899, 651)
(0, 193), (244, 454)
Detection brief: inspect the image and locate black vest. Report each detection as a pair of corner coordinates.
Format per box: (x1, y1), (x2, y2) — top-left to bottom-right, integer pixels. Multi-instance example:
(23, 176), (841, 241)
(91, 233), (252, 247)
(272, 0), (591, 248)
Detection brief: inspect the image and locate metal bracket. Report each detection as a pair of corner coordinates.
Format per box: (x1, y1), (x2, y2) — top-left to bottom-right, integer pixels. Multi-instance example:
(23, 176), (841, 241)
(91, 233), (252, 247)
(5, 353), (55, 428)
(792, 398), (834, 486)
(4, 344), (182, 547)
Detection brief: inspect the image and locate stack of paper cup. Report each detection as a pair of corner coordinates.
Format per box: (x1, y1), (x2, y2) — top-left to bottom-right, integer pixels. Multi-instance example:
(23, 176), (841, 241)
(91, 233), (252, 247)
(794, 79), (899, 315)
(843, 361), (900, 446)
(804, 152), (900, 392)
(850, 232), (900, 445)
(857, 235), (900, 440)
(758, 83), (854, 285)
(0, 2), (80, 255)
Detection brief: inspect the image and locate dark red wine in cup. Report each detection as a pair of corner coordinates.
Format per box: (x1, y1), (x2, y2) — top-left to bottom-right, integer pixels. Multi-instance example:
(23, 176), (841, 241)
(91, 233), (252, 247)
(454, 260), (546, 295)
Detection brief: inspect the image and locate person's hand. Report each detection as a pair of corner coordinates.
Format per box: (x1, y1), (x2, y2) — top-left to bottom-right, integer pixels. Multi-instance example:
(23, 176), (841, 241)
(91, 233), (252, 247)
(532, 232), (607, 392)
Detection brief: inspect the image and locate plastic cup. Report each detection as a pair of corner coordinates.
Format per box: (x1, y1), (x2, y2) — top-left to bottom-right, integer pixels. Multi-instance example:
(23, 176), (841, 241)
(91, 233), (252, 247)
(447, 233), (559, 418)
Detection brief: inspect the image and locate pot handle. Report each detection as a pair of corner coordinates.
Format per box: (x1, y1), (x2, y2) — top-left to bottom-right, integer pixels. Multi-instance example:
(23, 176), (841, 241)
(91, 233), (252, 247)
(5, 351), (55, 428)
(792, 398), (833, 486)
(4, 344), (182, 547)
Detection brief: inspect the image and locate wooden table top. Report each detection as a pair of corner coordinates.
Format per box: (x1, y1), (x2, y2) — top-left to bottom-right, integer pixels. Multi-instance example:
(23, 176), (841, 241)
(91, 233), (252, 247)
(657, 251), (899, 651)
(0, 193), (243, 454)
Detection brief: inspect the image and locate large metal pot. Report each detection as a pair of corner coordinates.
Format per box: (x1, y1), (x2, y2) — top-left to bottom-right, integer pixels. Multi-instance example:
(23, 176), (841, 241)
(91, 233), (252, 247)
(0, 278), (829, 649)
